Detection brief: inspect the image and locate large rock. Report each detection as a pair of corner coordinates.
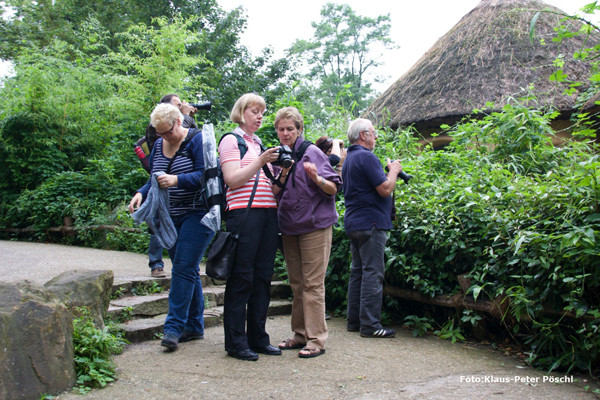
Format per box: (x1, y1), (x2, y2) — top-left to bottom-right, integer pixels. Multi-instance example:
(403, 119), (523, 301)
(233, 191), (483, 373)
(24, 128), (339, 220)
(44, 269), (114, 328)
(0, 281), (75, 400)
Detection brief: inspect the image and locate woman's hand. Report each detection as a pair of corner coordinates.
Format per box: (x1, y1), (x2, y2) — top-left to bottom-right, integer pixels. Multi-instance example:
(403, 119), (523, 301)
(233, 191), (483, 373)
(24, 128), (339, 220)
(303, 162), (318, 180)
(260, 147), (280, 166)
(156, 174), (178, 189)
(128, 192), (143, 214)
(303, 162), (338, 195)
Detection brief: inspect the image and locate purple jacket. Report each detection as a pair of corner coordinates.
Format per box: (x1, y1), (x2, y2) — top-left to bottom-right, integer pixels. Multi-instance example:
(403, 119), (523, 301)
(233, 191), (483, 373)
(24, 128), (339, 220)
(277, 139), (342, 235)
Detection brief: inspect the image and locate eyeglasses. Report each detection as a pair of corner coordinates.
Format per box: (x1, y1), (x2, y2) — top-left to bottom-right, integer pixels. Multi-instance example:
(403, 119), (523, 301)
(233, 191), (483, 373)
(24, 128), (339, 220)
(156, 123), (175, 136)
(361, 130), (378, 139)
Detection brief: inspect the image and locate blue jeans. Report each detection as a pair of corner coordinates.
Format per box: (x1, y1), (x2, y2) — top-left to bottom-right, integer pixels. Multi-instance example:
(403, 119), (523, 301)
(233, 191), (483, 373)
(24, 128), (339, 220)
(164, 210), (214, 337)
(148, 234), (164, 270)
(346, 227), (388, 334)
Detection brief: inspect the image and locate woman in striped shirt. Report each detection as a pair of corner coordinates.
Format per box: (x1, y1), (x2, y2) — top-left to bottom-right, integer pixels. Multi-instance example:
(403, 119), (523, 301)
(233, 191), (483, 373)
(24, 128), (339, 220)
(129, 103), (213, 351)
(218, 93), (282, 361)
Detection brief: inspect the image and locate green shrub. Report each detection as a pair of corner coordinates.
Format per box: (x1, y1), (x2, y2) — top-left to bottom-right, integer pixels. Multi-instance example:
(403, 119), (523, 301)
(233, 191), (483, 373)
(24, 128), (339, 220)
(72, 307), (127, 393)
(376, 101), (599, 373)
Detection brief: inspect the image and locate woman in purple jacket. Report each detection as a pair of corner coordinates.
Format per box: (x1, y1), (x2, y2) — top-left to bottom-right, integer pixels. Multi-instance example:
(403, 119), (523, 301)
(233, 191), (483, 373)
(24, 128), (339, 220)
(272, 107), (342, 358)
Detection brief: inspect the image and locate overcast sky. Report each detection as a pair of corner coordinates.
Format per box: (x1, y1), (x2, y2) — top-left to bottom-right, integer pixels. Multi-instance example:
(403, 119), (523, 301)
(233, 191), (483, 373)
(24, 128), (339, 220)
(217, 0), (593, 92)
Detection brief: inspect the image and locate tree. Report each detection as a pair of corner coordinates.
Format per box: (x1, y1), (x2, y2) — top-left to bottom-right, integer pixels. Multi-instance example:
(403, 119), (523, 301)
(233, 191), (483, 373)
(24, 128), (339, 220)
(287, 3), (397, 119)
(0, 15), (207, 228)
(0, 0), (217, 58)
(0, 0), (295, 121)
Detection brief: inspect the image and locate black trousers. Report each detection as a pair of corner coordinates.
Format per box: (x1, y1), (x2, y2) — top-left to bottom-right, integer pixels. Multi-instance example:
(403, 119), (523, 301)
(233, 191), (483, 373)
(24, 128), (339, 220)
(223, 208), (278, 351)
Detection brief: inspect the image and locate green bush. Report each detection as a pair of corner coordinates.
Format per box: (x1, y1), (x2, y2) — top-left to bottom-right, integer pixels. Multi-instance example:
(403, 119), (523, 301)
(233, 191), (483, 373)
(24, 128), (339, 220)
(72, 307), (127, 394)
(377, 101), (599, 373)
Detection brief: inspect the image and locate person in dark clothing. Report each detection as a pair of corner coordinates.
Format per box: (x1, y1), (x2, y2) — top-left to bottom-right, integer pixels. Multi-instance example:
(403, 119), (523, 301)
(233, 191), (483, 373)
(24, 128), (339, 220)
(342, 118), (402, 339)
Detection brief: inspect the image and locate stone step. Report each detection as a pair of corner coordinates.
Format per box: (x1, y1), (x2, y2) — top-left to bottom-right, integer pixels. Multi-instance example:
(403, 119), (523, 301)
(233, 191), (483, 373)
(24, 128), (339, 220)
(109, 285), (227, 320)
(270, 280), (292, 300)
(111, 274), (219, 297)
(119, 300), (292, 343)
(109, 292), (169, 320)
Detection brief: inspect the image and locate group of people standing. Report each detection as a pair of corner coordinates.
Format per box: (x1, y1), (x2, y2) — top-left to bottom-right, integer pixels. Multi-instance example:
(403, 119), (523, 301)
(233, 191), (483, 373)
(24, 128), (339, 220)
(128, 92), (404, 361)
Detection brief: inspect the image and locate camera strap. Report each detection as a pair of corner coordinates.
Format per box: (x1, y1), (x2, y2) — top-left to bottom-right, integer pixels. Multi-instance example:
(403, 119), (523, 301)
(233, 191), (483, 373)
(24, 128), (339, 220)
(275, 139), (314, 193)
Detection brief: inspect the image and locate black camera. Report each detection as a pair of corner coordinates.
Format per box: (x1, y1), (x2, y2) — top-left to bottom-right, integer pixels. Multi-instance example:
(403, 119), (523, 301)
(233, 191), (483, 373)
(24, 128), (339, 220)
(272, 145), (294, 168)
(385, 164), (413, 184)
(398, 170), (413, 184)
(189, 101), (212, 111)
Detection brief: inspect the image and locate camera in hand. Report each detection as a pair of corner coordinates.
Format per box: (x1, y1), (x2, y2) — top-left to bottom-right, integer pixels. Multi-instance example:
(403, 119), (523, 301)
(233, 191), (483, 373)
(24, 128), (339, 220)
(272, 145), (294, 168)
(385, 163), (413, 184)
(189, 101), (212, 111)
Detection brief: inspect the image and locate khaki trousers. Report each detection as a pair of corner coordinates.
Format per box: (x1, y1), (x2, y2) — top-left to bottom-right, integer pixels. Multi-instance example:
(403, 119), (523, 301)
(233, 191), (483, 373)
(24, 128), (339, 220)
(282, 226), (332, 350)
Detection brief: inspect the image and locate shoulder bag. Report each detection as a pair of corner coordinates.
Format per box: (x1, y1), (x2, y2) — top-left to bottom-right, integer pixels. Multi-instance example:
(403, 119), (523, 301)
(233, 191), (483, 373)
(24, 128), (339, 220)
(205, 173), (259, 280)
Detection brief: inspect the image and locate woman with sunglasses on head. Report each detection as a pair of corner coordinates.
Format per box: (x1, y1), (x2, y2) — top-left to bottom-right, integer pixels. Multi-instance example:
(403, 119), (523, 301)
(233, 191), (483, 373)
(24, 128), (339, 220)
(128, 103), (214, 352)
(315, 136), (347, 175)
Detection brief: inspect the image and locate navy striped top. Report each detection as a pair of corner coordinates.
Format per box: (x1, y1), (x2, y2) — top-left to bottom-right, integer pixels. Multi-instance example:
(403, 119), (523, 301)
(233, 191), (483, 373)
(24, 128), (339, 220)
(137, 130), (206, 216)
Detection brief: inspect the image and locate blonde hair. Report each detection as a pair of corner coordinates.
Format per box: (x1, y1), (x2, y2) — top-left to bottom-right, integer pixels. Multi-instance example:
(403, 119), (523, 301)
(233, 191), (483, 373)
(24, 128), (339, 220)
(230, 93), (266, 124)
(274, 106), (304, 133)
(150, 103), (183, 128)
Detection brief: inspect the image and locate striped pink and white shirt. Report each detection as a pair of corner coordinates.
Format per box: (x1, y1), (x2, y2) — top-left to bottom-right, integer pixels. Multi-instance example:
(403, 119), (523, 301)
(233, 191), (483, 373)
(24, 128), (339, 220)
(218, 127), (277, 211)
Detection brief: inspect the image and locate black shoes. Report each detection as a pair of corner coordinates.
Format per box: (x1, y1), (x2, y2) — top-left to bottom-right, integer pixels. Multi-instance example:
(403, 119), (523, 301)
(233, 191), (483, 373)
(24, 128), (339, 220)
(360, 328), (396, 338)
(228, 344), (281, 360)
(161, 333), (179, 351)
(227, 348), (259, 361)
(162, 331), (204, 350)
(251, 344), (282, 356)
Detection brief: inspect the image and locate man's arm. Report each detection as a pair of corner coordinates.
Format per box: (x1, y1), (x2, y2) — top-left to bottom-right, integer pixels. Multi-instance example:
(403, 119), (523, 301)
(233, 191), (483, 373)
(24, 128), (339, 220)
(181, 114), (197, 130)
(375, 159), (402, 198)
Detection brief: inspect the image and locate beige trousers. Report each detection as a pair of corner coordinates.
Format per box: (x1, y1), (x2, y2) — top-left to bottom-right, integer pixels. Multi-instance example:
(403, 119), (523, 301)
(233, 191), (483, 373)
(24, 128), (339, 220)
(282, 226), (332, 350)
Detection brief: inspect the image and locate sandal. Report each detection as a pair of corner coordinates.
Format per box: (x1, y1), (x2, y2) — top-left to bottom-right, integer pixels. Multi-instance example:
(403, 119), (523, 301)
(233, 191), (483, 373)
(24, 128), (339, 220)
(298, 346), (325, 359)
(278, 338), (304, 350)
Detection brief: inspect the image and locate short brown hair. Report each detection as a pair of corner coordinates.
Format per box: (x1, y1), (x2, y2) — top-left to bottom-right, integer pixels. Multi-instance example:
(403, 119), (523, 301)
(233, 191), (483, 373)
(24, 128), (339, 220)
(274, 106), (304, 133)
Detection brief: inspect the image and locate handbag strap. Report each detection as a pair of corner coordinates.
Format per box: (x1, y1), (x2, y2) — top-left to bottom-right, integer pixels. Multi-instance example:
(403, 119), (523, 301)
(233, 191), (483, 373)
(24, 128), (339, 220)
(235, 172), (260, 235)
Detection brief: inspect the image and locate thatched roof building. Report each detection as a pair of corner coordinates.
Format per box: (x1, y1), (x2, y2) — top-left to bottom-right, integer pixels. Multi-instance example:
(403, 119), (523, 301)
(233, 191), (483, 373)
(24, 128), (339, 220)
(366, 0), (595, 145)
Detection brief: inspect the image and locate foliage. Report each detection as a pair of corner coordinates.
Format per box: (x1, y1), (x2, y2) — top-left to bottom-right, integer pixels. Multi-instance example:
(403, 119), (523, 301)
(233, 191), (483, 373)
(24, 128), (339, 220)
(434, 319), (466, 343)
(72, 307), (127, 393)
(131, 281), (164, 296)
(382, 100), (599, 373)
(0, 1), (297, 247)
(111, 306), (134, 324)
(287, 3), (396, 120)
(0, 16), (203, 234)
(529, 2), (600, 139)
(404, 315), (434, 337)
(111, 287), (126, 300)
(1, 0), (234, 58)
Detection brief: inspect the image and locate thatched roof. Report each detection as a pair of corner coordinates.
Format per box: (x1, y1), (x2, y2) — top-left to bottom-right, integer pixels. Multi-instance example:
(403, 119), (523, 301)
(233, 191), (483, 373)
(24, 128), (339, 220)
(366, 0), (595, 135)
